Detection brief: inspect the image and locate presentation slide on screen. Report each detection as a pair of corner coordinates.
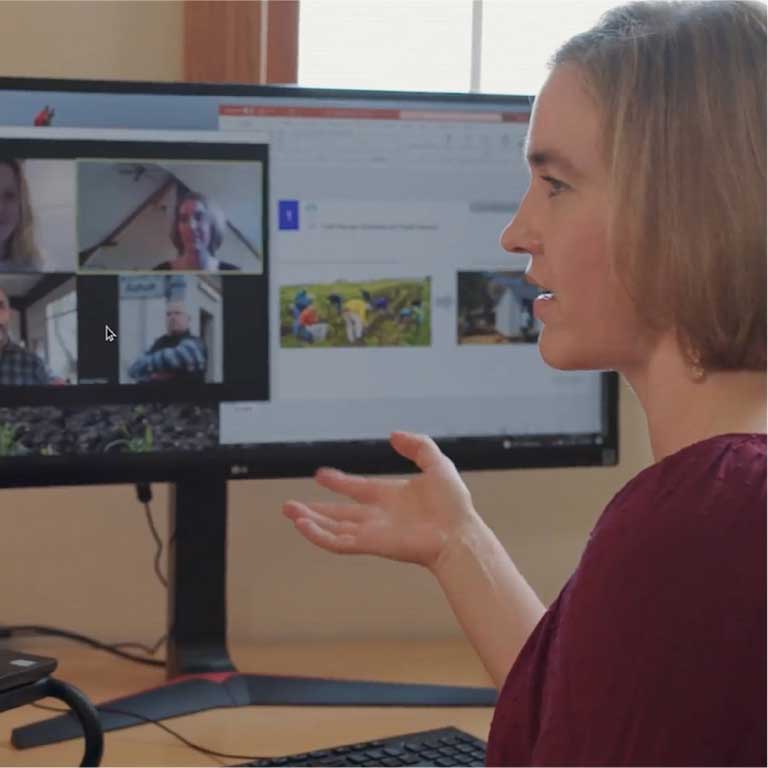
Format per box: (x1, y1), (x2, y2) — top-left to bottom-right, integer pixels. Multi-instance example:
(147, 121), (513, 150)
(0, 104), (605, 454)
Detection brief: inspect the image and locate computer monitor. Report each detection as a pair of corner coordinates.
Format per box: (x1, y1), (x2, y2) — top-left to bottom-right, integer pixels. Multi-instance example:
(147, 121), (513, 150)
(0, 78), (618, 749)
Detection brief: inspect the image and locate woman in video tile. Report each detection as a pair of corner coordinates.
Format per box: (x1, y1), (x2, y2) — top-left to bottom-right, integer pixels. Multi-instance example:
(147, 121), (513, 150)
(0, 159), (45, 272)
(154, 192), (239, 272)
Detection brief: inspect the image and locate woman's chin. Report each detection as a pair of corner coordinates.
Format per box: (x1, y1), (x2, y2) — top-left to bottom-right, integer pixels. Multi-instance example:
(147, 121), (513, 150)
(538, 334), (602, 372)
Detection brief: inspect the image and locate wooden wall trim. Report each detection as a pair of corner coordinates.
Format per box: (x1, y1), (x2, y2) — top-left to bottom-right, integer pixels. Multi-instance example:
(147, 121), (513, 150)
(184, 1), (298, 85)
(266, 0), (299, 85)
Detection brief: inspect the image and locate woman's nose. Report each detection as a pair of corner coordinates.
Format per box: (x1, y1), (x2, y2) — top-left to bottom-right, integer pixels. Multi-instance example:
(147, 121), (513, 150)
(499, 191), (542, 255)
(500, 216), (541, 256)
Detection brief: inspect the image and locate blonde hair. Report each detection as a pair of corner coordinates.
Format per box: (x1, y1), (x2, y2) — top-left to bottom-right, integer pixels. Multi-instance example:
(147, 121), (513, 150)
(0, 159), (44, 271)
(170, 191), (227, 255)
(549, 1), (766, 372)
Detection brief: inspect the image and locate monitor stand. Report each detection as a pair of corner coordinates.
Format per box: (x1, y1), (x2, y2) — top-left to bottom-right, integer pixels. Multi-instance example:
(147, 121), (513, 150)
(12, 471), (496, 749)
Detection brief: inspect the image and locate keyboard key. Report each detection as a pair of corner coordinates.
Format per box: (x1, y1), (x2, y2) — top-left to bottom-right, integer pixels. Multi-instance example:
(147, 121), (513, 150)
(234, 726), (487, 768)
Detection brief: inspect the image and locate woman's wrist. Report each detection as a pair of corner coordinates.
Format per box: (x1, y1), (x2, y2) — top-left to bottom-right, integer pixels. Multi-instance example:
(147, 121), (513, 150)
(428, 510), (492, 579)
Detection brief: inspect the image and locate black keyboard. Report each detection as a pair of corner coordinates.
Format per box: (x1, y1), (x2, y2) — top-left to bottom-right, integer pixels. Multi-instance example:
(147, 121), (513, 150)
(237, 726), (487, 766)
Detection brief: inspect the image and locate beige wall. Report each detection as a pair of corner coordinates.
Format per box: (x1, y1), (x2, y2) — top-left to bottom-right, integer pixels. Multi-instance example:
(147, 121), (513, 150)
(0, 1), (182, 82)
(0, 1), (654, 647)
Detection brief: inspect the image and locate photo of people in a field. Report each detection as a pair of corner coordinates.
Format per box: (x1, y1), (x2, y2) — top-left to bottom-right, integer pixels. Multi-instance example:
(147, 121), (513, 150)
(280, 277), (431, 348)
(457, 270), (541, 344)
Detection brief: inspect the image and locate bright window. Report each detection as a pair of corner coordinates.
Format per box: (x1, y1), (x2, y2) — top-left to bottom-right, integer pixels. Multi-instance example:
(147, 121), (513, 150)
(481, 1), (626, 95)
(299, 0), (627, 96)
(298, 0), (474, 92)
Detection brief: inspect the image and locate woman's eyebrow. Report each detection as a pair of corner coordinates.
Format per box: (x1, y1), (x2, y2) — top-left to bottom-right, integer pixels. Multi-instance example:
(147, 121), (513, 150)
(525, 147), (584, 180)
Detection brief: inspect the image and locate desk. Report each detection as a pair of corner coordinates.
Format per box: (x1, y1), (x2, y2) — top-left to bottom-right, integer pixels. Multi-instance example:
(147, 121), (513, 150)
(0, 639), (495, 766)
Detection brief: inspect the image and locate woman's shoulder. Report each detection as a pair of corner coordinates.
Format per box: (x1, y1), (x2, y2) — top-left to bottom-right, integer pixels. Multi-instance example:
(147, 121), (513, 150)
(587, 433), (765, 563)
(610, 433), (764, 510)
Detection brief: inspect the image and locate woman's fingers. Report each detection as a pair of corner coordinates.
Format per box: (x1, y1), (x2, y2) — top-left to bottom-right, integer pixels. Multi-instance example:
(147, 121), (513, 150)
(389, 431), (444, 472)
(293, 517), (357, 554)
(283, 501), (358, 531)
(304, 500), (370, 522)
(314, 467), (383, 503)
(283, 499), (368, 524)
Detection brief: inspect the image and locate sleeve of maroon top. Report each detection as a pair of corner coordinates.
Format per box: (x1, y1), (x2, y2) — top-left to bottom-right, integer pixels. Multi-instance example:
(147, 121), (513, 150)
(486, 436), (766, 766)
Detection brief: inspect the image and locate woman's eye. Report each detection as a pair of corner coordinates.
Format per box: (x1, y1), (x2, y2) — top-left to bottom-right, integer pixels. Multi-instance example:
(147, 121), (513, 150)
(541, 176), (567, 197)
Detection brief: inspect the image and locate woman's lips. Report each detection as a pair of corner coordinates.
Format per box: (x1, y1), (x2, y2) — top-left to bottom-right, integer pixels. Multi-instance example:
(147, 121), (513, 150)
(533, 293), (556, 320)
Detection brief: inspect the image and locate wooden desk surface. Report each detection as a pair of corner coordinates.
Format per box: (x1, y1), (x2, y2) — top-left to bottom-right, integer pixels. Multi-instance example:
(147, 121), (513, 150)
(0, 639), (495, 766)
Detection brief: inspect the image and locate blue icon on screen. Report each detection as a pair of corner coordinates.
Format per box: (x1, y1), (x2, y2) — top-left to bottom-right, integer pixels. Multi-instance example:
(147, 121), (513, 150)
(278, 200), (299, 230)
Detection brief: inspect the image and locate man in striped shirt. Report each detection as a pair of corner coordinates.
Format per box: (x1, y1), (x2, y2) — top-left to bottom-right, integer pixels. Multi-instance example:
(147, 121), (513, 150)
(128, 301), (207, 383)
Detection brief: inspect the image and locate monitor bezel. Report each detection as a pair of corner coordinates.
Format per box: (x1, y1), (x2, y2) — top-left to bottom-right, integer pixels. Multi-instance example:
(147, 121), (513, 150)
(0, 76), (619, 487)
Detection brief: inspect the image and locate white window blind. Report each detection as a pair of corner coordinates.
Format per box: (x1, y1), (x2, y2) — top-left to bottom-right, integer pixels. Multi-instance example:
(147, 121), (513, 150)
(299, 0), (627, 95)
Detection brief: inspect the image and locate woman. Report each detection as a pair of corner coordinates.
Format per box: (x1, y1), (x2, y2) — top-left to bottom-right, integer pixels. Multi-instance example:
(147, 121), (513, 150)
(283, 2), (766, 765)
(0, 159), (45, 272)
(156, 192), (239, 271)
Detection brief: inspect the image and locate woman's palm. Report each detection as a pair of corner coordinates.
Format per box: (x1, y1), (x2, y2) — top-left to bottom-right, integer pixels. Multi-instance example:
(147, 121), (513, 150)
(282, 432), (476, 569)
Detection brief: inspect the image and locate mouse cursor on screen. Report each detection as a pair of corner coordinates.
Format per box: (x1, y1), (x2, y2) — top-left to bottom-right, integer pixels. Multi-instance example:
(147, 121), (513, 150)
(105, 325), (117, 342)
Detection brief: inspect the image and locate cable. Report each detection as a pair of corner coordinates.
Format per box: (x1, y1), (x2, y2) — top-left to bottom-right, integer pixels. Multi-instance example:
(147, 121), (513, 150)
(111, 633), (166, 656)
(0, 625), (165, 668)
(9, 678), (103, 767)
(134, 481), (168, 655)
(135, 482), (168, 588)
(43, 678), (104, 767)
(32, 701), (266, 765)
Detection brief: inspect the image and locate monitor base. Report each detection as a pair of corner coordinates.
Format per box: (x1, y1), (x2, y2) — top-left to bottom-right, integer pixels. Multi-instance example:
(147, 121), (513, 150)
(12, 670), (496, 748)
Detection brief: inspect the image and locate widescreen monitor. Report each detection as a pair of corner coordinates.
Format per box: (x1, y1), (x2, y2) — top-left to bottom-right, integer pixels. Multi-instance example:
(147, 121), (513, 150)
(0, 79), (617, 487)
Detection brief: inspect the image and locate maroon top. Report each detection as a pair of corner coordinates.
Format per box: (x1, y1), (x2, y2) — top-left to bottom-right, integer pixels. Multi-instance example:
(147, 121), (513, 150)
(486, 433), (766, 766)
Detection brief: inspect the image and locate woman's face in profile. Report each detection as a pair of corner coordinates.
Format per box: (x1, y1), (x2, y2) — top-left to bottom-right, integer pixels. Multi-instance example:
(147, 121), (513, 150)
(0, 164), (21, 247)
(500, 64), (655, 375)
(177, 198), (213, 255)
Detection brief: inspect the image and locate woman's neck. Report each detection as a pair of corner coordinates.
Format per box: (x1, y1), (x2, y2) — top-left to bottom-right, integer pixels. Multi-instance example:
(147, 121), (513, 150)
(624, 334), (766, 463)
(177, 250), (213, 269)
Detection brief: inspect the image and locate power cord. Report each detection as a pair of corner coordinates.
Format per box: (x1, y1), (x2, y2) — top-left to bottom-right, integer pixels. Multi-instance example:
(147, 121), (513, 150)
(31, 701), (267, 765)
(135, 481), (167, 588)
(0, 625), (164, 668)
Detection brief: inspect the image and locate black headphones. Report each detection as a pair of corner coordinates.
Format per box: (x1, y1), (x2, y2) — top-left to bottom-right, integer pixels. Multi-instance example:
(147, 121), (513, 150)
(2, 676), (103, 767)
